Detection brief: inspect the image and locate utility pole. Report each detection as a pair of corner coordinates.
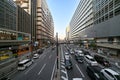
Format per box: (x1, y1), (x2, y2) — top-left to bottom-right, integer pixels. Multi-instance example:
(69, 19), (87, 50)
(56, 32), (59, 69)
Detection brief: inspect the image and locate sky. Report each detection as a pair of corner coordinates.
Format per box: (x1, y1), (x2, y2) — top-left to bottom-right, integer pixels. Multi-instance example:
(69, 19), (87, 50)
(46, 0), (80, 39)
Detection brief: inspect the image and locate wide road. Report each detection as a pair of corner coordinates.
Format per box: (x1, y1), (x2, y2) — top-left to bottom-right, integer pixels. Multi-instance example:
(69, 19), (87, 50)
(9, 47), (57, 80)
(60, 45), (91, 80)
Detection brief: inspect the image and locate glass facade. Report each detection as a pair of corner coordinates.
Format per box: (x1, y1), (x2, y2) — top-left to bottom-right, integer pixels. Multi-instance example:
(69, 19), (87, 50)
(0, 0), (17, 30)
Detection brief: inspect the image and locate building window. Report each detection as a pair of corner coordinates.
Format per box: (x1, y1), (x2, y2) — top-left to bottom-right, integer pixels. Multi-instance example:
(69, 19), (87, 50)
(105, 14), (108, 20)
(101, 16), (104, 22)
(109, 1), (113, 11)
(115, 0), (120, 7)
(115, 7), (120, 16)
(109, 11), (113, 18)
(105, 5), (108, 13)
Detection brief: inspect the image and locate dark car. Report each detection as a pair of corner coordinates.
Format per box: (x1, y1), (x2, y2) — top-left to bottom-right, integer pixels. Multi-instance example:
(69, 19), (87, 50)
(94, 55), (110, 67)
(86, 66), (108, 80)
(65, 60), (72, 69)
(75, 54), (84, 63)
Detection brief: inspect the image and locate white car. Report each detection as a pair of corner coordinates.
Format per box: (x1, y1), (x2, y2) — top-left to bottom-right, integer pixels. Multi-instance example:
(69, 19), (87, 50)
(84, 55), (98, 66)
(101, 68), (120, 80)
(33, 54), (39, 59)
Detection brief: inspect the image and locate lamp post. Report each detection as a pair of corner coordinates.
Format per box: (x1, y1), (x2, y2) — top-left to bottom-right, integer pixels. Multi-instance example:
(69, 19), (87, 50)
(56, 32), (59, 69)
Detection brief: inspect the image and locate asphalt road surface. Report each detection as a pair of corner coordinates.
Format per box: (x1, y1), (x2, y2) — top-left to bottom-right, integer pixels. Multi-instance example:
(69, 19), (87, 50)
(9, 47), (57, 80)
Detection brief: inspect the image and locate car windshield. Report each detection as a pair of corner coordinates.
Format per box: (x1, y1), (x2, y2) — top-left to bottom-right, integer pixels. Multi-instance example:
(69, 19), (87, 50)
(115, 75), (120, 80)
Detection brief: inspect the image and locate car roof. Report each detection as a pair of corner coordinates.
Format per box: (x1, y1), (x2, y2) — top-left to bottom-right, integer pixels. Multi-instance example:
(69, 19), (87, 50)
(104, 68), (119, 75)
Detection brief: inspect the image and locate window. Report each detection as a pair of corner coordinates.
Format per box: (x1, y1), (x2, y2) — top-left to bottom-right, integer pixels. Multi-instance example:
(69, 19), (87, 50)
(109, 1), (113, 11)
(105, 5), (108, 13)
(115, 0), (120, 7)
(105, 14), (108, 20)
(108, 37), (114, 44)
(109, 11), (113, 18)
(115, 7), (120, 16)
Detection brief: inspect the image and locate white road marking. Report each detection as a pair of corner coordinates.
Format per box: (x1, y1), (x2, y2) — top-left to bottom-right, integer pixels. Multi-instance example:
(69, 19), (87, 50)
(76, 64), (85, 77)
(61, 62), (65, 65)
(61, 70), (67, 74)
(49, 55), (52, 59)
(51, 59), (57, 80)
(25, 63), (37, 74)
(61, 76), (68, 80)
(38, 63), (46, 75)
(61, 65), (65, 68)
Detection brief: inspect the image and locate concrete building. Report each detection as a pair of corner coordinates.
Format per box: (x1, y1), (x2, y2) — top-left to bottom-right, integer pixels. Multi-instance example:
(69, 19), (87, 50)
(70, 0), (120, 56)
(14, 0), (54, 48)
(93, 0), (120, 56)
(69, 0), (94, 42)
(66, 26), (70, 42)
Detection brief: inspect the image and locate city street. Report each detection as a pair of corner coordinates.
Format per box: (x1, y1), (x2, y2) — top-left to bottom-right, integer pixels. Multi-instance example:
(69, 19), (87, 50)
(9, 47), (57, 80)
(60, 45), (91, 80)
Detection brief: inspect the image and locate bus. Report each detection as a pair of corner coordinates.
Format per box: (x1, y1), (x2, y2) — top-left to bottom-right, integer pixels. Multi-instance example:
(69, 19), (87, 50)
(17, 59), (33, 70)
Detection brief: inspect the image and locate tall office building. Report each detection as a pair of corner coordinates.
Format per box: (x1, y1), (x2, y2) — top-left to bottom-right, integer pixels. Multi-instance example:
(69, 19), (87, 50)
(93, 0), (120, 56)
(0, 0), (30, 47)
(70, 0), (120, 56)
(70, 0), (94, 41)
(14, 0), (54, 48)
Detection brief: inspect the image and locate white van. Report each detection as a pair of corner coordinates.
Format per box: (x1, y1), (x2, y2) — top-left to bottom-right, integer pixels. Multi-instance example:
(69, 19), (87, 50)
(18, 59), (33, 70)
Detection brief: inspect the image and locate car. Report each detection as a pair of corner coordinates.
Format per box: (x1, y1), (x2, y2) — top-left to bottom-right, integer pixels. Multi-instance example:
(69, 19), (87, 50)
(75, 54), (84, 63)
(33, 54), (39, 59)
(70, 49), (74, 54)
(84, 55), (98, 66)
(86, 66), (108, 80)
(65, 60), (72, 69)
(101, 68), (120, 80)
(94, 55), (110, 67)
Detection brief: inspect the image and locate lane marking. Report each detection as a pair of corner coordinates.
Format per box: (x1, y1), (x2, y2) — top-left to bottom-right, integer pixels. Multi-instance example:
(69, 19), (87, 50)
(25, 63), (37, 74)
(38, 63), (46, 75)
(61, 76), (68, 80)
(49, 55), (52, 59)
(61, 65), (65, 68)
(76, 64), (85, 77)
(61, 70), (67, 74)
(51, 59), (57, 80)
(61, 62), (65, 65)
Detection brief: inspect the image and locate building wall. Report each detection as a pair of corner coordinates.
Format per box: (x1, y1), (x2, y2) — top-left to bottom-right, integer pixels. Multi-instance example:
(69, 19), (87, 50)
(17, 6), (30, 34)
(70, 0), (93, 40)
(93, 0), (120, 38)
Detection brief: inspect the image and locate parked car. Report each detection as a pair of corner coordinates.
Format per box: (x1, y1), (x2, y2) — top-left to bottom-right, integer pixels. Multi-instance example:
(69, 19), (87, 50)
(84, 55), (98, 66)
(94, 55), (110, 67)
(101, 68), (120, 80)
(65, 60), (72, 69)
(86, 66), (108, 80)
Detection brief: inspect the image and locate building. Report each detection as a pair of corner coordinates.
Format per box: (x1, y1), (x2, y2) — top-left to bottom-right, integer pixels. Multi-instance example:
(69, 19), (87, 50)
(66, 26), (70, 42)
(93, 0), (120, 56)
(14, 0), (54, 48)
(70, 0), (120, 56)
(36, 0), (54, 47)
(69, 0), (94, 42)
(0, 0), (31, 60)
